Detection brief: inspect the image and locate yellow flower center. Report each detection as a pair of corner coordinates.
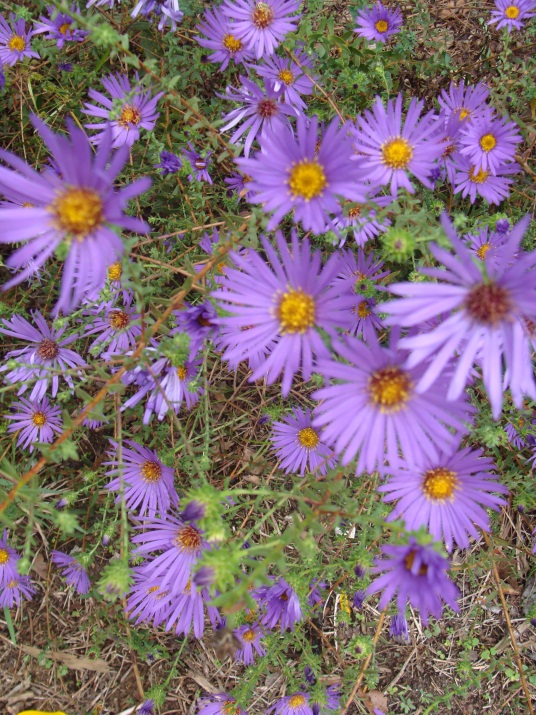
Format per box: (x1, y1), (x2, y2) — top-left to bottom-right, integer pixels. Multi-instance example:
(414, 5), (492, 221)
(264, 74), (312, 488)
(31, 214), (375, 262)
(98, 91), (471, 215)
(458, 108), (471, 120)
(476, 243), (492, 261)
(222, 33), (243, 52)
(32, 411), (47, 427)
(252, 2), (275, 28)
(288, 695), (307, 709)
(108, 262), (122, 281)
(375, 19), (389, 32)
(505, 5), (520, 18)
(141, 460), (162, 483)
(242, 628), (257, 642)
(288, 160), (327, 200)
(8, 35), (25, 52)
(278, 68), (295, 85)
(174, 525), (202, 552)
(59, 22), (71, 35)
(469, 166), (489, 184)
(297, 427), (320, 449)
(480, 133), (497, 152)
(52, 188), (103, 239)
(368, 366), (412, 413)
(223, 702), (239, 715)
(118, 104), (141, 127)
(422, 467), (459, 501)
(177, 365), (188, 381)
(404, 550), (428, 576)
(277, 289), (316, 334)
(0, 549), (9, 565)
(109, 310), (130, 330)
(382, 137), (413, 169)
(348, 206), (361, 219)
(466, 282), (512, 325)
(357, 301), (370, 318)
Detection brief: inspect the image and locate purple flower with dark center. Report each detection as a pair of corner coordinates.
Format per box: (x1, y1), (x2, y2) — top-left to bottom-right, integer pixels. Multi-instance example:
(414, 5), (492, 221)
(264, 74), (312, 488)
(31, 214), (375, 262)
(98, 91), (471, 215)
(51, 550), (91, 594)
(0, 574), (36, 608)
(488, 0), (536, 31)
(463, 226), (508, 267)
(271, 407), (337, 476)
(313, 332), (473, 475)
(104, 439), (178, 519)
(0, 312), (86, 400)
(5, 396), (63, 453)
(255, 577), (302, 632)
(0, 531), (20, 589)
(378, 446), (508, 551)
(432, 111), (466, 185)
(333, 194), (392, 248)
(183, 142), (213, 184)
(459, 107), (522, 174)
(234, 623), (266, 664)
(33, 5), (89, 48)
(352, 94), (446, 196)
(196, 6), (253, 70)
(311, 684), (341, 715)
(173, 301), (219, 355)
(211, 230), (354, 396)
(383, 213), (536, 418)
(437, 81), (490, 123)
(452, 154), (518, 204)
(83, 73), (163, 148)
(0, 117), (151, 315)
(236, 115), (368, 234)
(198, 693), (247, 715)
(155, 150), (182, 175)
(349, 296), (385, 341)
(83, 293), (144, 358)
(252, 48), (315, 111)
(219, 77), (297, 157)
(268, 693), (313, 715)
(366, 539), (460, 624)
(222, 0), (301, 59)
(389, 612), (409, 643)
(354, 1), (403, 43)
(0, 14), (39, 66)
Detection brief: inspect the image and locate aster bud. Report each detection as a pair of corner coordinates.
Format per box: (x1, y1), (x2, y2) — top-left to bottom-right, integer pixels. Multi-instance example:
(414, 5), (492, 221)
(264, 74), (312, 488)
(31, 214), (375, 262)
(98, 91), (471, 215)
(180, 500), (205, 523)
(381, 227), (415, 262)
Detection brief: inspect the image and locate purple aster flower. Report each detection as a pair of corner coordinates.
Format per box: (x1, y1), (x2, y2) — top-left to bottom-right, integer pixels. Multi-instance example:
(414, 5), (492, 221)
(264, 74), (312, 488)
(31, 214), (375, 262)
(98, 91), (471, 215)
(353, 589), (366, 609)
(180, 500), (206, 523)
(155, 150), (182, 175)
(196, 6), (253, 70)
(313, 332), (473, 475)
(311, 685), (341, 715)
(0, 531), (20, 589)
(255, 577), (302, 632)
(271, 407), (337, 476)
(198, 693), (247, 715)
(5, 396), (63, 453)
(163, 581), (219, 639)
(126, 571), (174, 627)
(459, 107), (522, 174)
(173, 301), (219, 355)
(219, 77), (297, 157)
(383, 213), (536, 418)
(183, 142), (213, 184)
(225, 171), (255, 201)
(354, 1), (403, 43)
(463, 226), (508, 267)
(505, 421), (525, 449)
(336, 247), (391, 292)
(236, 114), (368, 234)
(349, 296), (385, 341)
(222, 0), (301, 59)
(83, 73), (163, 148)
(452, 154), (518, 204)
(234, 623), (266, 664)
(33, 5), (89, 49)
(0, 117), (151, 314)
(0, 312), (86, 400)
(211, 230), (354, 396)
(333, 194), (392, 248)
(366, 538), (460, 624)
(488, 0), (536, 31)
(51, 550), (91, 594)
(83, 293), (144, 358)
(104, 439), (178, 519)
(0, 574), (36, 608)
(268, 693), (313, 715)
(389, 612), (409, 643)
(352, 94), (446, 196)
(252, 48), (315, 111)
(0, 14), (39, 66)
(58, 61), (73, 72)
(378, 445), (508, 551)
(495, 217), (510, 234)
(131, 0), (183, 31)
(437, 81), (490, 123)
(138, 700), (155, 715)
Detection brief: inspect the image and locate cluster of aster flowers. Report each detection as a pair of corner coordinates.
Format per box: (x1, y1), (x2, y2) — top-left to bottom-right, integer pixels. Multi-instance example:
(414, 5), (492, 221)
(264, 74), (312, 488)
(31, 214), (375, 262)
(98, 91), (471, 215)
(0, 531), (36, 608)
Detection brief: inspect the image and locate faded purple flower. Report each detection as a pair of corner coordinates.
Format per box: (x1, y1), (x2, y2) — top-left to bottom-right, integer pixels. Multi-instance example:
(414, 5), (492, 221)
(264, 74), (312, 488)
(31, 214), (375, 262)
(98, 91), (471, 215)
(255, 577), (302, 632)
(83, 293), (144, 358)
(0, 574), (36, 608)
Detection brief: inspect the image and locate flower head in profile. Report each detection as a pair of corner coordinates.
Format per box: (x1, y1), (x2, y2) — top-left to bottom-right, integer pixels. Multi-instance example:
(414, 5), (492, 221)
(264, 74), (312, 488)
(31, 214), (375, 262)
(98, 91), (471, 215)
(389, 612), (410, 643)
(155, 150), (182, 175)
(366, 538), (460, 624)
(378, 446), (508, 551)
(131, 0), (183, 31)
(0, 117), (151, 315)
(354, 1), (403, 43)
(352, 94), (446, 196)
(222, 0), (301, 59)
(0, 574), (36, 608)
(198, 693), (247, 715)
(105, 439), (178, 519)
(452, 154), (518, 204)
(33, 5), (89, 48)
(268, 693), (313, 715)
(459, 107), (522, 174)
(83, 73), (163, 148)
(333, 193), (392, 248)
(237, 115), (368, 234)
(437, 80), (490, 123)
(5, 396), (63, 453)
(211, 230), (354, 396)
(0, 14), (39, 66)
(488, 0), (536, 32)
(173, 301), (219, 356)
(383, 213), (536, 417)
(196, 6), (253, 70)
(51, 550), (91, 594)
(183, 142), (213, 184)
(163, 580), (220, 639)
(0, 531), (20, 589)
(271, 407), (337, 476)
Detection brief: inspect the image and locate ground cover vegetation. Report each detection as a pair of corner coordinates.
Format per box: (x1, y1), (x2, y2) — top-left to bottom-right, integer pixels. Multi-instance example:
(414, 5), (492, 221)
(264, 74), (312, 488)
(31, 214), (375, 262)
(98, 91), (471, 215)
(0, 0), (535, 713)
